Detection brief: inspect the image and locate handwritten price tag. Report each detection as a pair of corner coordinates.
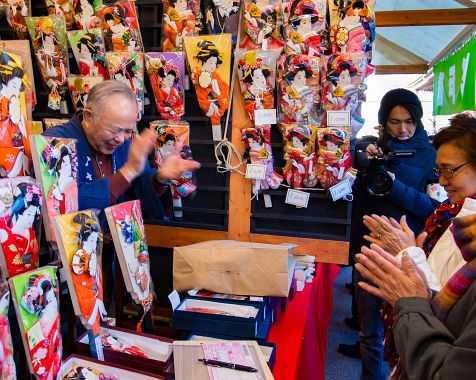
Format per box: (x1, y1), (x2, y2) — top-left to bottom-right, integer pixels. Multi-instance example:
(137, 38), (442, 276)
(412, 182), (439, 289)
(246, 164), (266, 180)
(285, 189), (310, 208)
(330, 179), (352, 201)
(327, 110), (350, 127)
(255, 109), (277, 126)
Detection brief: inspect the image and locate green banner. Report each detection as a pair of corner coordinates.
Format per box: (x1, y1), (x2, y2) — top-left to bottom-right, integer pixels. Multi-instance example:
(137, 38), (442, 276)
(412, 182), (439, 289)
(433, 35), (475, 115)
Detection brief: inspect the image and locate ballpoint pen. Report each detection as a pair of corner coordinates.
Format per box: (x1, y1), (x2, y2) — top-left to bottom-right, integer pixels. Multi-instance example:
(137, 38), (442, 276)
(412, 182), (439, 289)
(198, 358), (258, 373)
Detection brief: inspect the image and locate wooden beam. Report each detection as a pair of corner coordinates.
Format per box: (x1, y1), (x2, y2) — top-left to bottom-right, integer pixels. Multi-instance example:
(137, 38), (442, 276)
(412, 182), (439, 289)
(375, 33), (427, 65)
(145, 225), (227, 248)
(375, 64), (428, 75)
(250, 234), (349, 265)
(376, 9), (476, 27)
(227, 74), (252, 241)
(455, 0), (476, 8)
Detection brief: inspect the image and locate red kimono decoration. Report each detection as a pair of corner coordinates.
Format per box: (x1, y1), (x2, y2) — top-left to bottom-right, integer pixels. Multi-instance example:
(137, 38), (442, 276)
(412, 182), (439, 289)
(0, 178), (42, 277)
(151, 121), (197, 218)
(277, 54), (320, 126)
(0, 268), (15, 380)
(184, 35), (231, 141)
(44, 0), (75, 29)
(328, 0), (375, 74)
(145, 52), (185, 121)
(68, 29), (108, 80)
(320, 52), (366, 138)
(9, 267), (62, 380)
(0, 48), (32, 177)
(98, 1), (143, 52)
(239, 0), (285, 50)
(101, 332), (148, 357)
(4, 0), (30, 39)
(26, 16), (68, 111)
(282, 124), (318, 189)
(72, 0), (102, 30)
(316, 127), (351, 189)
(161, 0), (203, 52)
(241, 127), (283, 194)
(284, 0), (327, 56)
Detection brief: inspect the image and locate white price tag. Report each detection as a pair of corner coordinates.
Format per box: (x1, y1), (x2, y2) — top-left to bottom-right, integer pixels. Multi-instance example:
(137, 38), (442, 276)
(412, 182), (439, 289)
(168, 290), (181, 311)
(327, 110), (350, 127)
(285, 189), (310, 208)
(330, 179), (352, 201)
(246, 164), (266, 180)
(212, 124), (222, 141)
(254, 109), (277, 126)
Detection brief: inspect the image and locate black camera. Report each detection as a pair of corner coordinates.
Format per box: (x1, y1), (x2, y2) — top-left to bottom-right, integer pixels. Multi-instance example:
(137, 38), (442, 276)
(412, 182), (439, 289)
(355, 148), (415, 196)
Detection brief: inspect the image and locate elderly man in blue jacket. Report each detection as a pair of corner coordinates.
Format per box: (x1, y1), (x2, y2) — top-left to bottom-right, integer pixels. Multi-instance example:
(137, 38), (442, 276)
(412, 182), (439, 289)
(43, 80), (200, 219)
(43, 80), (200, 313)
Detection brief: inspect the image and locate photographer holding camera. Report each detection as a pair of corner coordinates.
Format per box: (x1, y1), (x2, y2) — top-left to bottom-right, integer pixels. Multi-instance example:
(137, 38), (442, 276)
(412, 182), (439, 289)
(338, 89), (438, 380)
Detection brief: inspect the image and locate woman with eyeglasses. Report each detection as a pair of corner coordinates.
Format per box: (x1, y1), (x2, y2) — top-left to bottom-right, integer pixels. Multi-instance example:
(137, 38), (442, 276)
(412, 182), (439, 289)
(362, 110), (476, 379)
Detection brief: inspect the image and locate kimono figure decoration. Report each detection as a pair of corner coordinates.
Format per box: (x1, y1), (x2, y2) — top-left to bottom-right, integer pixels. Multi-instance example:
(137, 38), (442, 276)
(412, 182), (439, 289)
(145, 52), (185, 121)
(31, 135), (79, 243)
(277, 54), (320, 126)
(44, 0), (74, 29)
(284, 0), (327, 56)
(26, 16), (68, 111)
(0, 268), (16, 380)
(242, 127), (283, 193)
(316, 127), (351, 189)
(62, 365), (119, 380)
(320, 53), (366, 138)
(205, 0), (240, 45)
(67, 76), (103, 111)
(0, 50), (31, 178)
(0, 180), (42, 277)
(240, 0), (285, 50)
(101, 332), (148, 357)
(329, 0), (375, 66)
(99, 1), (143, 52)
(106, 52), (144, 112)
(152, 121), (197, 218)
(10, 268), (62, 379)
(184, 36), (231, 141)
(236, 50), (276, 124)
(68, 30), (108, 80)
(282, 124), (318, 189)
(73, 0), (102, 30)
(4, 0), (30, 39)
(53, 211), (107, 335)
(161, 0), (203, 52)
(105, 200), (155, 330)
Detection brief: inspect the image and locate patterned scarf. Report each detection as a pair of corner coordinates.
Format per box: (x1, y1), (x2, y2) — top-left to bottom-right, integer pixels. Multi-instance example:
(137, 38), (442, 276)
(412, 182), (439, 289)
(431, 214), (476, 321)
(385, 195), (476, 379)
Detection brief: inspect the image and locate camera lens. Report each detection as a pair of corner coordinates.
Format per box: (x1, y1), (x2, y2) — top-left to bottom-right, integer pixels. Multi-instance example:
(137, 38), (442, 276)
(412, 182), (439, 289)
(367, 167), (393, 196)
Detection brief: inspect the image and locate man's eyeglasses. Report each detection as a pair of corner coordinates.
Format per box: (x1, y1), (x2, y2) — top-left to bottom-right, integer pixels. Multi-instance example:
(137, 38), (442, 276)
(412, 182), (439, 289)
(433, 162), (469, 178)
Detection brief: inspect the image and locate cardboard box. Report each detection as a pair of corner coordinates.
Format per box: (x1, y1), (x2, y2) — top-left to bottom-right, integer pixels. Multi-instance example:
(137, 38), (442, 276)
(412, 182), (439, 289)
(173, 240), (296, 297)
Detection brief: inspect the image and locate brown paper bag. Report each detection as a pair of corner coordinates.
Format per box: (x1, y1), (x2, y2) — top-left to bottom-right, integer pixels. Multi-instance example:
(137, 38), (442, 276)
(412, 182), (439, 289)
(173, 240), (296, 297)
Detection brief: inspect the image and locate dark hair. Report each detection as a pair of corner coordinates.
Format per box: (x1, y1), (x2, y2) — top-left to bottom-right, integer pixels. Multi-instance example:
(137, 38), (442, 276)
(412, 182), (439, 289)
(158, 67), (178, 81)
(164, 133), (176, 143)
(77, 33), (99, 55)
(433, 111), (476, 168)
(42, 139), (72, 175)
(8, 183), (41, 229)
(104, 13), (115, 23)
(0, 52), (25, 91)
(26, 274), (54, 314)
(73, 212), (100, 247)
(283, 62), (313, 84)
(242, 66), (271, 84)
(290, 130), (309, 145)
(289, 0), (319, 26)
(196, 40), (223, 65)
(327, 61), (357, 86)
